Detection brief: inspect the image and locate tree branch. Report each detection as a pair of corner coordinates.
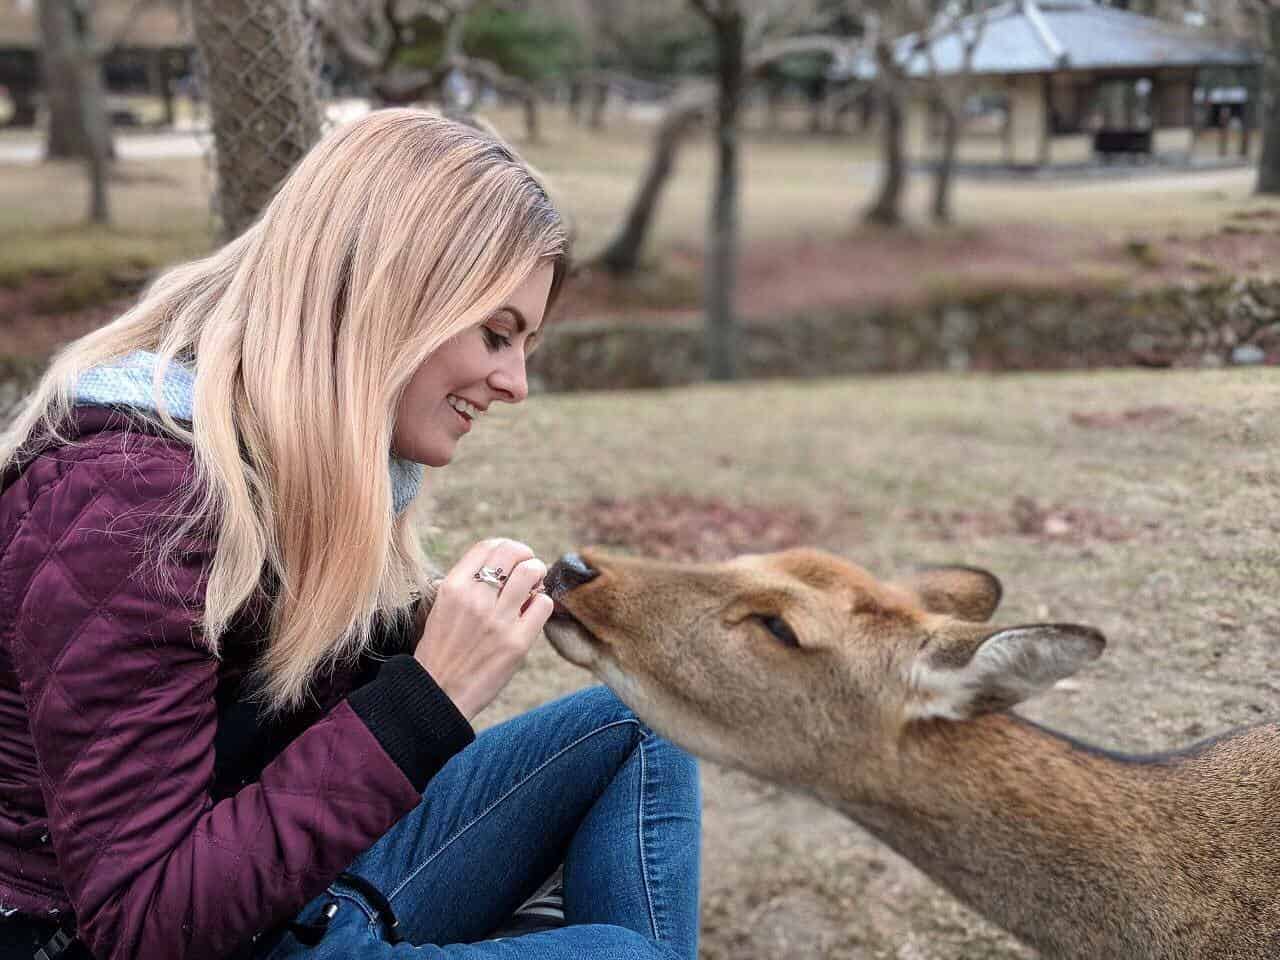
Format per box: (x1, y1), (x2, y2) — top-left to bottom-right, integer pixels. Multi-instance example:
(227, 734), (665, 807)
(310, 0), (385, 71)
(688, 0), (717, 25)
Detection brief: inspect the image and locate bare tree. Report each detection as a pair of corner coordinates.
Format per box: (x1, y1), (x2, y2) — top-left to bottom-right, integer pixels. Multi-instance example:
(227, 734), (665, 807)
(39, 0), (121, 163)
(38, 0), (112, 223)
(689, 0), (746, 380)
(555, 0), (688, 130)
(593, 31), (859, 275)
(858, 4), (912, 226)
(1230, 1), (1280, 193)
(311, 0), (543, 140)
(907, 0), (991, 223)
(190, 0), (323, 238)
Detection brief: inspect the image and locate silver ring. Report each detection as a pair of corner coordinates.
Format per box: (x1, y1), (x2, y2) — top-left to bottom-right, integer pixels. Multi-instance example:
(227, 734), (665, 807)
(473, 565), (507, 589)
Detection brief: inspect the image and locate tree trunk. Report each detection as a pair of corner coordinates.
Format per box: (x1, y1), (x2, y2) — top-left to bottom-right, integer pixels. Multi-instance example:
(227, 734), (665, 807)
(522, 96), (539, 143)
(568, 75), (584, 124)
(1259, 7), (1280, 193)
(41, 0), (86, 158)
(440, 12), (471, 111)
(190, 0), (323, 239)
(931, 101), (962, 225)
(865, 67), (906, 226)
(38, 0), (115, 161)
(765, 73), (784, 132)
(81, 65), (111, 223)
(593, 95), (706, 274)
(7, 84), (38, 127)
(592, 34), (852, 275)
(932, 101), (960, 224)
(589, 80), (608, 129)
(705, 10), (744, 382)
(78, 6), (111, 225)
(155, 51), (176, 127)
(808, 75), (827, 135)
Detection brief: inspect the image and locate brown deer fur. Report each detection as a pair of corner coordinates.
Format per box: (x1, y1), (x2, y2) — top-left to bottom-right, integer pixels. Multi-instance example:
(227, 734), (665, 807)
(544, 548), (1280, 959)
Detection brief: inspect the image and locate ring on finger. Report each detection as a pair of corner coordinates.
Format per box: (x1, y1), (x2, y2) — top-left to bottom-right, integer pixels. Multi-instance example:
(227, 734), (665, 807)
(473, 565), (508, 589)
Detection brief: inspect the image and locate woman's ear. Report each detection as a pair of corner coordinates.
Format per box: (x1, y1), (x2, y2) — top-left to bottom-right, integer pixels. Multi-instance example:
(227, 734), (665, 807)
(894, 565), (1003, 623)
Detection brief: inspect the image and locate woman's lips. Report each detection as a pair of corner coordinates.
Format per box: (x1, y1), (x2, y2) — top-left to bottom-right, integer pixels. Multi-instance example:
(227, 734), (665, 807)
(450, 403), (472, 432)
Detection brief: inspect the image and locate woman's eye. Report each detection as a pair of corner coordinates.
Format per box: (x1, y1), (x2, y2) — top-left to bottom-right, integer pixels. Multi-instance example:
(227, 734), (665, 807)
(483, 327), (512, 351)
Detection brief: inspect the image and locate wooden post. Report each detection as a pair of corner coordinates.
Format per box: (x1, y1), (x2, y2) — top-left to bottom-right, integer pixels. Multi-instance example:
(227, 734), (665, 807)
(1241, 66), (1256, 158)
(1003, 78), (1014, 165)
(1039, 73), (1052, 168)
(1188, 66), (1201, 163)
(1148, 73), (1159, 162)
(158, 51), (176, 127)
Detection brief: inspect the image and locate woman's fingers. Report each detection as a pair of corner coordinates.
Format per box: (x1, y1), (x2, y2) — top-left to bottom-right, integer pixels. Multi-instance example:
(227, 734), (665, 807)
(416, 538), (551, 720)
(520, 591), (554, 625)
(448, 538), (508, 588)
(478, 539), (534, 587)
(496, 557), (546, 619)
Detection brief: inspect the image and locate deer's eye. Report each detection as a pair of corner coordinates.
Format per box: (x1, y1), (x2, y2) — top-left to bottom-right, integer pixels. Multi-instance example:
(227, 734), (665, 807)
(758, 615), (799, 648)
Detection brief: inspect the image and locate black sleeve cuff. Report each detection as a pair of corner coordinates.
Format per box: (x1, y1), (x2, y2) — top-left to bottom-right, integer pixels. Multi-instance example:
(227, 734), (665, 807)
(347, 655), (475, 792)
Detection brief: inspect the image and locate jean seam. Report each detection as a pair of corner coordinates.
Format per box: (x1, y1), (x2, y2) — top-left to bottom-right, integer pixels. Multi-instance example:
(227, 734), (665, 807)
(385, 716), (646, 906)
(637, 735), (660, 942)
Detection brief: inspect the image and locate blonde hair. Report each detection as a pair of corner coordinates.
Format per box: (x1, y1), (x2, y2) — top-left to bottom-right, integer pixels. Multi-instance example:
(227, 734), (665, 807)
(0, 109), (570, 712)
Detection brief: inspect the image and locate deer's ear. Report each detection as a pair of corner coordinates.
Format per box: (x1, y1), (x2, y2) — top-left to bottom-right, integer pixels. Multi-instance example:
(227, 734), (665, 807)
(908, 624), (1105, 721)
(897, 565), (1003, 623)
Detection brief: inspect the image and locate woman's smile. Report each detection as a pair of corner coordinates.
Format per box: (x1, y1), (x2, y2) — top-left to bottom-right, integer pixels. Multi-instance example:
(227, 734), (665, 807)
(393, 262), (553, 466)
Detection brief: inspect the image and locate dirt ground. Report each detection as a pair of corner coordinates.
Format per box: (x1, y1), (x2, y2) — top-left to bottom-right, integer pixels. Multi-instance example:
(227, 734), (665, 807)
(428, 368), (1279, 959)
(8, 215), (1280, 365)
(4, 119), (1279, 957)
(556, 215), (1280, 325)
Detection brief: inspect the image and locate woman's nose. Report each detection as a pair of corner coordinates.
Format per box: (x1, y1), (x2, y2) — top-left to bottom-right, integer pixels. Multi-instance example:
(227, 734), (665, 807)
(490, 354), (529, 404)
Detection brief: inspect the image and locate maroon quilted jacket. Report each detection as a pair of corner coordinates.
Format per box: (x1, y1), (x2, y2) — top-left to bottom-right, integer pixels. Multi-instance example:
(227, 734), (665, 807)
(0, 406), (475, 959)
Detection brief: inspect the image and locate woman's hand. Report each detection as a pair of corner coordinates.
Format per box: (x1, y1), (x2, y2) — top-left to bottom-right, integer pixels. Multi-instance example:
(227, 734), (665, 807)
(413, 538), (554, 721)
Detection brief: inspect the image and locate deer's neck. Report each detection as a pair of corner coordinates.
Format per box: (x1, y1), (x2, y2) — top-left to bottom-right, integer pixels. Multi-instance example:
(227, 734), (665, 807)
(822, 714), (1280, 960)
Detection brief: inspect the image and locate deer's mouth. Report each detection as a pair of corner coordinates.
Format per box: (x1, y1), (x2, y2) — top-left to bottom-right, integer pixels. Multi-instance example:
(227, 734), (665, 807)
(544, 553), (605, 667)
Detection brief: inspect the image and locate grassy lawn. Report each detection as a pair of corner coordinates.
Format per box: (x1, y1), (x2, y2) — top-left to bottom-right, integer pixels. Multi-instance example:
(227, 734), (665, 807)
(3, 105), (1279, 308)
(4, 104), (1276, 953)
(447, 367), (1278, 958)
(0, 153), (212, 309)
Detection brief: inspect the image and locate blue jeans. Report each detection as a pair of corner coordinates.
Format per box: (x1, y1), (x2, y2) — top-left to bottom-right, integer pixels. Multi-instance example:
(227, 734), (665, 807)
(263, 686), (701, 958)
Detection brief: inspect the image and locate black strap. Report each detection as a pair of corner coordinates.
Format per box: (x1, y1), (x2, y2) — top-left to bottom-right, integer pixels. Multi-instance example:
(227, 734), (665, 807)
(284, 901), (339, 947)
(31, 928), (73, 960)
(336, 871), (403, 945)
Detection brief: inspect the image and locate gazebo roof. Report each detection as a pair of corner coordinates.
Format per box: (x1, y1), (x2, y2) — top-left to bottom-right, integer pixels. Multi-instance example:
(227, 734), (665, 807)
(0, 0), (192, 49)
(864, 0), (1259, 80)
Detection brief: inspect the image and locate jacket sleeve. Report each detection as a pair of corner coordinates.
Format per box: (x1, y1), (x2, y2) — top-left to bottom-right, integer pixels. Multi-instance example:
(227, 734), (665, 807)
(8, 448), (474, 960)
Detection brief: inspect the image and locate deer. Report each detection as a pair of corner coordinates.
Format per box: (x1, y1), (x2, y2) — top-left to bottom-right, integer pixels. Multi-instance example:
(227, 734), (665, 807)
(542, 548), (1280, 960)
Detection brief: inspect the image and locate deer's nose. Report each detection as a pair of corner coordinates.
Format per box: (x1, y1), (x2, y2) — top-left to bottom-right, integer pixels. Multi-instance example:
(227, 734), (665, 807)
(547, 553), (600, 598)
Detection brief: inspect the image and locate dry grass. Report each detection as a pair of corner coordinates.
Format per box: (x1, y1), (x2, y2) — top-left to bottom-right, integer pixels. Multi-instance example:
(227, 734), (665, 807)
(436, 367), (1279, 959)
(2, 102), (1277, 958)
(2, 106), (1278, 297)
(0, 154), (211, 294)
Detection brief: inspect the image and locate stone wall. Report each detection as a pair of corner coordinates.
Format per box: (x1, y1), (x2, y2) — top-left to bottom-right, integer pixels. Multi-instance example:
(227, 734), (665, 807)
(0, 278), (1276, 407)
(529, 276), (1280, 392)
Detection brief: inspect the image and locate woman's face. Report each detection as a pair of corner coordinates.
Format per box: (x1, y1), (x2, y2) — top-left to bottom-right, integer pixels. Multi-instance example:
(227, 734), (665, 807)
(392, 262), (555, 467)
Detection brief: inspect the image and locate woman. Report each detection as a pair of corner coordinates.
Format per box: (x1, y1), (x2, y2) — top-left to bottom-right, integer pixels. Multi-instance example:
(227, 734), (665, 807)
(0, 110), (701, 960)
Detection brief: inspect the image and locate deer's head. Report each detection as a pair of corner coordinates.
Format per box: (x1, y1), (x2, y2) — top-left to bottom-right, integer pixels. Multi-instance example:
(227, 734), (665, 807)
(545, 548), (1104, 792)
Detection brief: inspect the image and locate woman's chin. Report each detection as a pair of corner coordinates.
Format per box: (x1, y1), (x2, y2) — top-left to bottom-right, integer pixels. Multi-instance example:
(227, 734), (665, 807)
(391, 440), (454, 467)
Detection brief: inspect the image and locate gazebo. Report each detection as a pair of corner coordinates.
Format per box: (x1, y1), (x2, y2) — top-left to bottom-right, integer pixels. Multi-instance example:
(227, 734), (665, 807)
(891, 0), (1261, 167)
(0, 0), (194, 128)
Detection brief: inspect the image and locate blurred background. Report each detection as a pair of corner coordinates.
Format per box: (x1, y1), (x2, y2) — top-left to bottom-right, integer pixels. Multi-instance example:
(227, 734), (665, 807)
(2, 2), (1278, 958)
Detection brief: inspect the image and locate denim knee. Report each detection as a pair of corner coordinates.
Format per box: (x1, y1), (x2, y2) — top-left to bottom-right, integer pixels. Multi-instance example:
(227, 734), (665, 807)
(568, 686), (700, 787)
(566, 684), (645, 731)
